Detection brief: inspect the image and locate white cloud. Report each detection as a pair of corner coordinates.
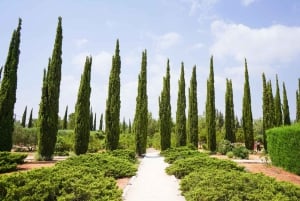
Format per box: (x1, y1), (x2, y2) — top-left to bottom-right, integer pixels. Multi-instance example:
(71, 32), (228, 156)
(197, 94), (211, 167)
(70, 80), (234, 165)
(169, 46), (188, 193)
(241, 0), (257, 7)
(155, 32), (181, 50)
(75, 38), (88, 48)
(181, 0), (218, 16)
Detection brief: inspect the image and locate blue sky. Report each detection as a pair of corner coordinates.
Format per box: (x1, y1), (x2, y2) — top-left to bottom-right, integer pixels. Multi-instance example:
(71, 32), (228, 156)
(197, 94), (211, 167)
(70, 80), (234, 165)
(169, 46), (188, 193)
(1, 0), (300, 123)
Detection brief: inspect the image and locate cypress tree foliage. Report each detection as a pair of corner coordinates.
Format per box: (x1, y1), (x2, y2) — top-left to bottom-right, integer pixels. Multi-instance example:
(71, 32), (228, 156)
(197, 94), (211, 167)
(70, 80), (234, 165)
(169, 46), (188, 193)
(93, 113), (97, 131)
(21, 106), (27, 127)
(128, 119), (132, 134)
(159, 59), (171, 151)
(296, 79), (300, 122)
(99, 113), (103, 131)
(282, 82), (291, 125)
(0, 18), (21, 151)
(242, 59), (254, 150)
(134, 50), (148, 155)
(62, 105), (68, 129)
(225, 79), (235, 143)
(206, 56), (216, 151)
(38, 17), (63, 160)
(274, 75), (282, 126)
(90, 108), (93, 131)
(105, 40), (121, 150)
(74, 56), (92, 155)
(122, 117), (126, 133)
(175, 62), (186, 147)
(188, 66), (198, 148)
(0, 66), (3, 81)
(28, 108), (33, 128)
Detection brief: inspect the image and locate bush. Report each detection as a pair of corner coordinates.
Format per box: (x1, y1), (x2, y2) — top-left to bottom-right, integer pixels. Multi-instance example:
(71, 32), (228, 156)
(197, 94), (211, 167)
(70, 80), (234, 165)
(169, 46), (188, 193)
(232, 144), (249, 159)
(267, 124), (300, 175)
(217, 139), (233, 155)
(0, 152), (27, 173)
(226, 151), (234, 158)
(161, 147), (203, 164)
(12, 125), (38, 148)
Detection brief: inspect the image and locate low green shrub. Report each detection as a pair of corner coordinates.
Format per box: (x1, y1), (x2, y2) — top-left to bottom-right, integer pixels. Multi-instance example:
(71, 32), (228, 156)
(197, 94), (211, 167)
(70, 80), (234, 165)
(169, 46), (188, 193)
(226, 151), (234, 158)
(217, 139), (233, 155)
(160, 147), (203, 164)
(232, 144), (249, 159)
(106, 149), (137, 163)
(0, 152), (27, 173)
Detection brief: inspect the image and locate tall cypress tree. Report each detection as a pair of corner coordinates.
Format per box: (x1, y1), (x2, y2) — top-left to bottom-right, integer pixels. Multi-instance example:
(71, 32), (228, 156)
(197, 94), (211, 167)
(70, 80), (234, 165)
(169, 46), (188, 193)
(225, 79), (235, 142)
(296, 79), (300, 122)
(134, 50), (148, 155)
(74, 56), (92, 155)
(0, 18), (21, 151)
(0, 66), (3, 81)
(188, 66), (198, 148)
(128, 119), (132, 134)
(99, 113), (103, 131)
(93, 113), (97, 131)
(38, 17), (63, 160)
(63, 105), (68, 129)
(282, 82), (291, 125)
(28, 108), (33, 128)
(242, 59), (254, 150)
(175, 62), (186, 146)
(206, 56), (216, 151)
(21, 106), (27, 127)
(90, 107), (93, 131)
(159, 59), (171, 151)
(105, 40), (121, 150)
(274, 75), (282, 126)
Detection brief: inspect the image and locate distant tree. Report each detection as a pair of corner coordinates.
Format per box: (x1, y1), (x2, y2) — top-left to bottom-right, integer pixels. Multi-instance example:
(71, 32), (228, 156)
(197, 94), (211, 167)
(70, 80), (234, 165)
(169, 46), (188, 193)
(159, 59), (171, 151)
(105, 40), (121, 150)
(188, 66), (198, 148)
(93, 113), (97, 131)
(206, 56), (216, 151)
(90, 107), (93, 131)
(0, 19), (22, 151)
(175, 62), (186, 146)
(74, 56), (92, 155)
(21, 106), (27, 127)
(296, 79), (300, 122)
(38, 17), (63, 160)
(0, 66), (3, 81)
(134, 50), (148, 155)
(68, 113), (75, 129)
(242, 59), (254, 150)
(122, 117), (126, 133)
(128, 119), (132, 133)
(28, 108), (33, 128)
(282, 82), (291, 125)
(225, 79), (235, 143)
(62, 105), (68, 129)
(274, 75), (282, 126)
(99, 113), (103, 131)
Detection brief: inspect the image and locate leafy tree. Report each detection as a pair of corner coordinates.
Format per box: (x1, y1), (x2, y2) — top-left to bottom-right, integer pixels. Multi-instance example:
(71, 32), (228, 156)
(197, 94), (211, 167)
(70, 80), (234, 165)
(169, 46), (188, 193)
(242, 59), (254, 150)
(134, 50), (148, 155)
(21, 106), (27, 127)
(296, 79), (300, 122)
(28, 108), (33, 128)
(38, 17), (63, 160)
(274, 75), (282, 126)
(68, 113), (75, 129)
(206, 56), (216, 151)
(188, 66), (198, 148)
(99, 113), (103, 131)
(225, 79), (235, 142)
(0, 19), (22, 151)
(282, 82), (291, 125)
(175, 63), (186, 146)
(63, 105), (68, 130)
(105, 40), (121, 150)
(74, 56), (92, 155)
(159, 59), (171, 151)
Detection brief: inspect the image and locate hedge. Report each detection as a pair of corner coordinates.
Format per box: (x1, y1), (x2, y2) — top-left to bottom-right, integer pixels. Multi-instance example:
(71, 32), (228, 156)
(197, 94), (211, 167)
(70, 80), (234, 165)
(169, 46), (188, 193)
(267, 124), (300, 175)
(0, 152), (27, 173)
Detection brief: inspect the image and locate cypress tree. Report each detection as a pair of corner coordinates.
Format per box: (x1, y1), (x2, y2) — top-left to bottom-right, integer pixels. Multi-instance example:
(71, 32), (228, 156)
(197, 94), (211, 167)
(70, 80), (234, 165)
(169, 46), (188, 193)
(74, 56), (92, 155)
(38, 17), (63, 160)
(225, 79), (235, 142)
(93, 113), (97, 131)
(242, 59), (254, 150)
(274, 75), (282, 126)
(0, 66), (3, 81)
(159, 59), (171, 151)
(175, 62), (186, 146)
(128, 119), (132, 133)
(188, 66), (198, 148)
(21, 106), (27, 127)
(296, 79), (300, 122)
(90, 108), (93, 131)
(99, 113), (103, 131)
(282, 82), (291, 125)
(206, 56), (216, 151)
(28, 108), (33, 128)
(105, 40), (121, 150)
(134, 50), (148, 155)
(63, 105), (68, 129)
(0, 18), (21, 151)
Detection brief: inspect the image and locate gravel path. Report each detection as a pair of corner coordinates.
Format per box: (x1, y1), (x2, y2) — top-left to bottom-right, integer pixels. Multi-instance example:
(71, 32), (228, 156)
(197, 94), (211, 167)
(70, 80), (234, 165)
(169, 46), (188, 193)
(123, 151), (186, 201)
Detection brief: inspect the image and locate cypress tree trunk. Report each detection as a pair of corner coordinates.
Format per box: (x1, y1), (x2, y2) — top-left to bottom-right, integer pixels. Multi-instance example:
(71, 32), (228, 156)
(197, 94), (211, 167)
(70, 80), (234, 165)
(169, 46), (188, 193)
(105, 40), (121, 150)
(74, 56), (92, 155)
(0, 18), (21, 151)
(38, 17), (63, 160)
(206, 56), (216, 151)
(159, 59), (171, 151)
(282, 82), (291, 125)
(63, 105), (68, 129)
(134, 50), (148, 155)
(28, 108), (33, 128)
(242, 59), (254, 150)
(225, 79), (235, 143)
(274, 75), (282, 126)
(188, 66), (198, 148)
(99, 113), (103, 131)
(21, 106), (27, 127)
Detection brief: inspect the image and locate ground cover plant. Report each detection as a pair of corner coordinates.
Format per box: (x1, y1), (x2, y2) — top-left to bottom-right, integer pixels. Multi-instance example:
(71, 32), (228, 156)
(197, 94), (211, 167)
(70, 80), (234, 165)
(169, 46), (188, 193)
(0, 149), (137, 200)
(0, 152), (27, 173)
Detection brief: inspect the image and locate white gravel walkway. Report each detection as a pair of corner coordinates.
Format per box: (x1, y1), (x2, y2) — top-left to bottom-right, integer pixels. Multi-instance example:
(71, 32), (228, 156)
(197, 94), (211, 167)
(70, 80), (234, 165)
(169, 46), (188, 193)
(123, 150), (186, 201)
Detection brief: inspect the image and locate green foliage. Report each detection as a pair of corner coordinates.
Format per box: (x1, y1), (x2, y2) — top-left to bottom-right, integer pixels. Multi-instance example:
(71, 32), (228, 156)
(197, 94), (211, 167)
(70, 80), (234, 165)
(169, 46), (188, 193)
(13, 125), (38, 148)
(27, 108), (33, 128)
(226, 151), (234, 158)
(188, 66), (198, 148)
(217, 139), (233, 155)
(21, 106), (27, 127)
(107, 149), (137, 163)
(161, 146), (202, 164)
(54, 130), (73, 155)
(0, 152), (27, 173)
(232, 144), (249, 159)
(296, 79), (300, 123)
(225, 79), (236, 143)
(62, 105), (68, 129)
(0, 19), (22, 151)
(282, 82), (291, 125)
(267, 124), (300, 175)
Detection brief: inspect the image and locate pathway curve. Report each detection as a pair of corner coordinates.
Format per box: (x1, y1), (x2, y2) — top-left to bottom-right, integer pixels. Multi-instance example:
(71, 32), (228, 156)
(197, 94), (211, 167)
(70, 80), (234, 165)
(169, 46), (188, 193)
(123, 150), (186, 201)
